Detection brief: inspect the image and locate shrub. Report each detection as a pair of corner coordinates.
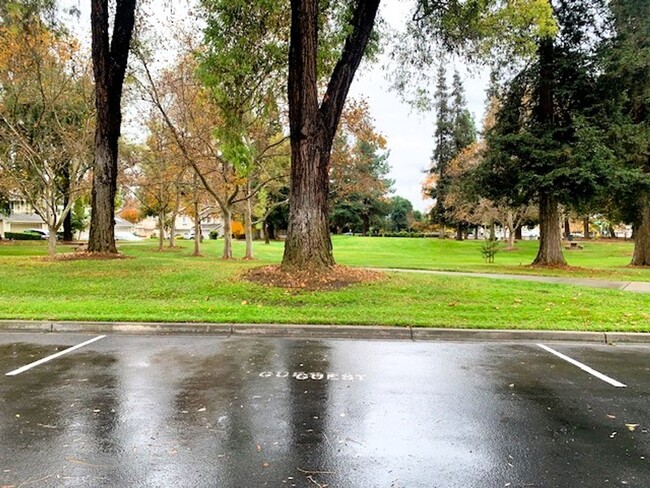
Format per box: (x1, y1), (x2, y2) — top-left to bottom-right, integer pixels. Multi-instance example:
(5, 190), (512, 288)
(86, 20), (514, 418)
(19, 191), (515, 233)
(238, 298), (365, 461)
(481, 238), (499, 263)
(209, 229), (220, 240)
(4, 232), (42, 240)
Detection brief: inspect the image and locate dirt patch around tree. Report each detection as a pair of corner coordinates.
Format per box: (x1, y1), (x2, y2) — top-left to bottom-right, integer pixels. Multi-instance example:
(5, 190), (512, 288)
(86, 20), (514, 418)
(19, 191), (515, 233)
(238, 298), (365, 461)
(40, 251), (131, 262)
(243, 265), (385, 291)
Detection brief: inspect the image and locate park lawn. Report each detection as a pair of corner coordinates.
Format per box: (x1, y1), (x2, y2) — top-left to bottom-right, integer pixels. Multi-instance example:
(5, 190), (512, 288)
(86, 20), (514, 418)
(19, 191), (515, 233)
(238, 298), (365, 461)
(0, 238), (648, 332)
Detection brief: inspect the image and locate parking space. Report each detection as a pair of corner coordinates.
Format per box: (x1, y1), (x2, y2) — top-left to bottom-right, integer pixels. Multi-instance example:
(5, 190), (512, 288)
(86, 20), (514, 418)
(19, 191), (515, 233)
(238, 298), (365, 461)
(0, 333), (648, 487)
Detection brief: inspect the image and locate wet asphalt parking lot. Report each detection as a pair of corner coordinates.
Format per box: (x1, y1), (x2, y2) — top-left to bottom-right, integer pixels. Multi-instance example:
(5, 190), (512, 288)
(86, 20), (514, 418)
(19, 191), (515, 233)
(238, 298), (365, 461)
(0, 333), (648, 488)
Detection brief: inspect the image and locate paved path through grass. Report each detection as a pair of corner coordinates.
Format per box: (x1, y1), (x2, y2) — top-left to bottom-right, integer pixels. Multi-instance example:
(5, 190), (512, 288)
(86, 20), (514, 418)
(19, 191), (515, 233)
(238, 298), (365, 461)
(372, 268), (650, 293)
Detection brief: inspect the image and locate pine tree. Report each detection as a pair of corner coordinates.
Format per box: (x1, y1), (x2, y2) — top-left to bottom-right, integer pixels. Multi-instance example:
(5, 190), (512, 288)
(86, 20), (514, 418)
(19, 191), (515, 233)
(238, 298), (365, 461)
(427, 66), (476, 238)
(480, 0), (615, 266)
(600, 0), (650, 265)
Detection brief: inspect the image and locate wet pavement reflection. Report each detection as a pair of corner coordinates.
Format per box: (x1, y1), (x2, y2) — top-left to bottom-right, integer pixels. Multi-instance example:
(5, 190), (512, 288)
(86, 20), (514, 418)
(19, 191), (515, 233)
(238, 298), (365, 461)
(0, 334), (648, 487)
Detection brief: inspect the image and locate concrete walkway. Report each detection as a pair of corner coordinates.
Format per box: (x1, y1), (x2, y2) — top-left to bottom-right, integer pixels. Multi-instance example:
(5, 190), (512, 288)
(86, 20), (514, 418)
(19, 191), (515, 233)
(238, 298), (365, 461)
(372, 268), (650, 293)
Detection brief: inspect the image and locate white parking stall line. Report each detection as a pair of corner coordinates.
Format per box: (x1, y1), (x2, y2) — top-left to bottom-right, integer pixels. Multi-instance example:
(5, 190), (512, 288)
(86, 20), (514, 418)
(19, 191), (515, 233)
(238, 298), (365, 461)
(537, 344), (627, 388)
(5, 335), (107, 377)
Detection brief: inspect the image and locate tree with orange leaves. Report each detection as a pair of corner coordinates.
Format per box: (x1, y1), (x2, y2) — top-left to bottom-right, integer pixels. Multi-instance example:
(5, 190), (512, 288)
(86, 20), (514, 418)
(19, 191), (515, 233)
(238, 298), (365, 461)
(329, 99), (393, 235)
(0, 6), (94, 256)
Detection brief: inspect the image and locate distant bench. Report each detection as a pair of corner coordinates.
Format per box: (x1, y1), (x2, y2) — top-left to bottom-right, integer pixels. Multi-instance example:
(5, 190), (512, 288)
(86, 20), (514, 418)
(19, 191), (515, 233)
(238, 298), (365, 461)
(565, 241), (584, 250)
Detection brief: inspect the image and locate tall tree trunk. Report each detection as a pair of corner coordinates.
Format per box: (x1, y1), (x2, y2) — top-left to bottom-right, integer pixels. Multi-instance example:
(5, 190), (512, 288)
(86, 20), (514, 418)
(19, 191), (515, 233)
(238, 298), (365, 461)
(63, 206), (73, 242)
(168, 191), (181, 248)
(631, 202), (650, 266)
(244, 192), (254, 260)
(455, 223), (463, 241)
(222, 208), (233, 260)
(563, 215), (571, 238)
(515, 225), (523, 241)
(61, 164), (73, 242)
(608, 224), (617, 239)
(531, 38), (565, 266)
(489, 221), (496, 240)
(281, 0), (380, 271)
(532, 194), (566, 266)
(362, 213), (369, 236)
(192, 200), (201, 257)
(47, 227), (57, 258)
(158, 212), (164, 251)
(583, 216), (590, 239)
(88, 0), (137, 254)
(263, 221), (270, 244)
(505, 212), (515, 250)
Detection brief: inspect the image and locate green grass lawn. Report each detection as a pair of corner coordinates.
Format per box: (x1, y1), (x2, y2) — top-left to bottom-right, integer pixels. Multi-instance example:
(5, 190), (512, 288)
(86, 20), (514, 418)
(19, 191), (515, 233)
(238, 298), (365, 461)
(0, 236), (648, 332)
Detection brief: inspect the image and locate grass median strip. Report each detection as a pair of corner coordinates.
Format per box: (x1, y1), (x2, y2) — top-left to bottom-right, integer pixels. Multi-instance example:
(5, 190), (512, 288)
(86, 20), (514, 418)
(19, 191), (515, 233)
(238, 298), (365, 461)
(0, 238), (648, 332)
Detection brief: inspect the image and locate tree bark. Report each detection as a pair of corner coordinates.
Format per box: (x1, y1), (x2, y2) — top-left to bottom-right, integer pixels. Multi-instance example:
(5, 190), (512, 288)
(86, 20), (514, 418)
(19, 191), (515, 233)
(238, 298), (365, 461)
(631, 202), (650, 266)
(281, 0), (380, 271)
(88, 0), (136, 254)
(158, 211), (165, 251)
(583, 216), (590, 239)
(362, 213), (370, 236)
(192, 200), (201, 257)
(608, 224), (617, 239)
(244, 192), (254, 260)
(563, 215), (571, 238)
(47, 227), (57, 258)
(168, 190), (181, 248)
(222, 208), (233, 260)
(531, 38), (566, 267)
(455, 223), (463, 241)
(61, 164), (74, 242)
(532, 193), (566, 266)
(515, 225), (523, 241)
(263, 221), (270, 244)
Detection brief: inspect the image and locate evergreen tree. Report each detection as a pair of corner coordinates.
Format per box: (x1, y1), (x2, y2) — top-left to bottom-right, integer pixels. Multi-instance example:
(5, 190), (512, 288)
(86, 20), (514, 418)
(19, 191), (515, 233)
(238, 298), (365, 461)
(451, 71), (477, 154)
(480, 0), (615, 266)
(599, 0), (650, 265)
(427, 66), (476, 238)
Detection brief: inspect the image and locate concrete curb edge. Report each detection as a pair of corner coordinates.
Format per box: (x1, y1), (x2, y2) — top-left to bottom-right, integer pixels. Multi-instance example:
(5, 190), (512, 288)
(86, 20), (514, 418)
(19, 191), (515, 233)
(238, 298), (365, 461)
(0, 320), (649, 343)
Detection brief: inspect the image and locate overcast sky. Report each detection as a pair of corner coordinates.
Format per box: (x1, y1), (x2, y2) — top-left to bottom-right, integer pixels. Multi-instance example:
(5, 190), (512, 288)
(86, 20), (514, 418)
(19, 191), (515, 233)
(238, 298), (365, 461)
(349, 1), (490, 211)
(61, 0), (490, 212)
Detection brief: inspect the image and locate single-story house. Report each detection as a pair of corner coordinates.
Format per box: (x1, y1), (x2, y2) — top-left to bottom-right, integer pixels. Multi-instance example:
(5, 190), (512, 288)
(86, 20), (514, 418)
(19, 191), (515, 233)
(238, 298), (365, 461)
(0, 212), (48, 237)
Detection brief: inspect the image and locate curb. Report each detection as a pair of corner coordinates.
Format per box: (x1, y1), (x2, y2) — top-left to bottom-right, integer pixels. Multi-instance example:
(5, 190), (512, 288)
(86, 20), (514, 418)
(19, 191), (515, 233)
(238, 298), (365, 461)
(1, 320), (649, 343)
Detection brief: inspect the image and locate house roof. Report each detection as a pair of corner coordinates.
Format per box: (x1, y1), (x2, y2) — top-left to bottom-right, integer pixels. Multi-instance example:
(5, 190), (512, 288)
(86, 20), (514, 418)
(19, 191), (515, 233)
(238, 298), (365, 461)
(3, 213), (45, 224)
(114, 216), (134, 227)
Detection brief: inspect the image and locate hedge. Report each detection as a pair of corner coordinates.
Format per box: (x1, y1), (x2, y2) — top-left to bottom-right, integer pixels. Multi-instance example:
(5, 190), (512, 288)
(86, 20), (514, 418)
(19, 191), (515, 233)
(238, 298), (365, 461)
(4, 232), (43, 240)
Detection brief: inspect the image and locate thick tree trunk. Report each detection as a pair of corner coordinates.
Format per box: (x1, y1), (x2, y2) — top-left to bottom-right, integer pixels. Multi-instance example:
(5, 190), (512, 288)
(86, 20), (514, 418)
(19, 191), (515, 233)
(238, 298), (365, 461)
(88, 0), (136, 254)
(282, 133), (333, 269)
(532, 194), (566, 266)
(515, 225), (523, 241)
(281, 0), (380, 271)
(89, 140), (118, 253)
(63, 207), (73, 242)
(362, 213), (370, 236)
(455, 224), (463, 241)
(222, 208), (233, 260)
(631, 202), (650, 266)
(244, 195), (254, 260)
(583, 216), (590, 239)
(489, 222), (496, 240)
